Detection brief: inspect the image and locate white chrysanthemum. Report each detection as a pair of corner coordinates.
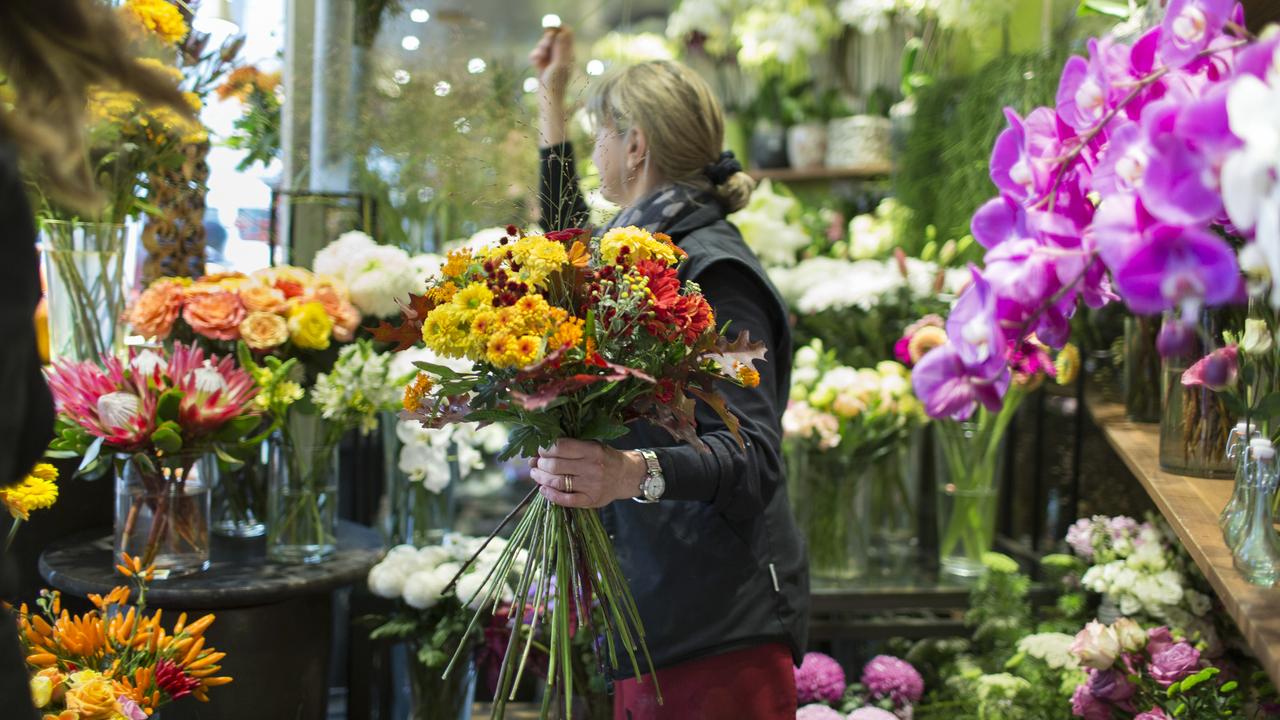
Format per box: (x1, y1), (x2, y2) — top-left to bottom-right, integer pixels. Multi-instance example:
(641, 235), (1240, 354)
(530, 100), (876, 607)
(401, 567), (451, 609)
(346, 245), (416, 317)
(367, 561), (409, 599)
(97, 392), (141, 429)
(314, 231), (377, 280)
(409, 253), (445, 286)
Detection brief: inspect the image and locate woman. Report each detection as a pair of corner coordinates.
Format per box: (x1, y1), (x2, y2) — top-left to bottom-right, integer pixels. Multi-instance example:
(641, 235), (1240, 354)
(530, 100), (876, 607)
(528, 27), (808, 720)
(0, 1), (190, 715)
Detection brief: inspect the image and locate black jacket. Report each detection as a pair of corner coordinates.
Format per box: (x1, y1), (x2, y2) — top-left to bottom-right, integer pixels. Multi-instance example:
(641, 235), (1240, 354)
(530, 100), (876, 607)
(539, 143), (808, 674)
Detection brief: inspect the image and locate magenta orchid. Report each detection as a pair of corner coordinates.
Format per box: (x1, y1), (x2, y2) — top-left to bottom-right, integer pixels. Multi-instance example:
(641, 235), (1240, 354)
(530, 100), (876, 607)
(912, 6), (1263, 421)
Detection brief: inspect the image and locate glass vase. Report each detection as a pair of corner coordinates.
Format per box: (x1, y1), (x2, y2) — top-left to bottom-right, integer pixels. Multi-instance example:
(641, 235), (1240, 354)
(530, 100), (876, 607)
(40, 220), (129, 363)
(934, 420), (1006, 578)
(787, 441), (866, 581)
(268, 407), (341, 564)
(1219, 422), (1256, 550)
(1123, 315), (1162, 422)
(382, 412), (460, 546)
(1231, 441), (1280, 587)
(114, 452), (211, 578)
(408, 653), (476, 720)
(865, 432), (922, 578)
(210, 438), (269, 538)
(1158, 312), (1236, 477)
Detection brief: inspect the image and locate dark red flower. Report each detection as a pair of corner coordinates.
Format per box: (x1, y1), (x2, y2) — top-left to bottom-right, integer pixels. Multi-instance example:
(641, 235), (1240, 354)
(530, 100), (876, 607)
(506, 224), (519, 236)
(155, 659), (201, 700)
(546, 228), (588, 242)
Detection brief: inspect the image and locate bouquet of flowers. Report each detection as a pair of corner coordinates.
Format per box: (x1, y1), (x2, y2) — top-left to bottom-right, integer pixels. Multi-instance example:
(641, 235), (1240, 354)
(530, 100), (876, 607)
(1064, 515), (1213, 628)
(44, 343), (261, 572)
(16, 553), (231, 717)
(313, 231), (445, 319)
(391, 225), (766, 718)
(127, 268), (361, 377)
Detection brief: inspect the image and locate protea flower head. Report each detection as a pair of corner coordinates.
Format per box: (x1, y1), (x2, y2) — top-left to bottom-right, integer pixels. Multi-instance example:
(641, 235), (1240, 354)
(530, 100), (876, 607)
(167, 343), (259, 436)
(44, 354), (156, 452)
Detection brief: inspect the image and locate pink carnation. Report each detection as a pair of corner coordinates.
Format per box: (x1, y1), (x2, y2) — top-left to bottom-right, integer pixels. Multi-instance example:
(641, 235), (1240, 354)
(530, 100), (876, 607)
(861, 655), (924, 706)
(795, 652), (847, 705)
(796, 704), (845, 720)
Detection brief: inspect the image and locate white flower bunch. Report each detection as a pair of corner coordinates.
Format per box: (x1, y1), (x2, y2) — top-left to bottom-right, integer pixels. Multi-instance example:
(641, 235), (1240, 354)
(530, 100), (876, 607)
(1016, 632), (1080, 671)
(367, 534), (521, 610)
(782, 400), (841, 449)
(735, 1), (837, 69)
(666, 0), (742, 57)
(313, 231), (438, 318)
(836, 0), (899, 34)
(729, 179), (811, 268)
(312, 340), (414, 435)
(770, 255), (968, 315)
(1223, 55), (1280, 307)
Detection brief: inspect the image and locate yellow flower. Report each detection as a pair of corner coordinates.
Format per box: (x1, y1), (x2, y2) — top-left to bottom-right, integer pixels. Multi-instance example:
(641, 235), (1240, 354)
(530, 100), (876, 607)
(1055, 343), (1081, 386)
(907, 326), (948, 363)
(441, 249), (472, 278)
(600, 226), (678, 266)
(124, 0), (189, 44)
(63, 672), (120, 720)
(513, 335), (544, 366)
(550, 317), (584, 349)
(1, 464), (58, 521)
(508, 235), (569, 287)
(427, 281), (458, 305)
(287, 302), (333, 351)
(452, 283), (494, 313)
(734, 362), (761, 388)
(422, 305), (472, 358)
(403, 372), (435, 412)
(239, 311), (289, 350)
(29, 675), (52, 708)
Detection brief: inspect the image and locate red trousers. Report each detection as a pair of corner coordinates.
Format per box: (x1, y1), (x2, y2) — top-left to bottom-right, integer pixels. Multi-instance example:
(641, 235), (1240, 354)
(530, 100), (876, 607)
(613, 643), (797, 720)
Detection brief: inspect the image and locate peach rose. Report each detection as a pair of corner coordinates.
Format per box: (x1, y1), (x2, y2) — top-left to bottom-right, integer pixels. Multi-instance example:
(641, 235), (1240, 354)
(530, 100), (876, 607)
(182, 289), (246, 341)
(239, 282), (289, 314)
(127, 279), (185, 339)
(63, 675), (119, 720)
(239, 311), (289, 350)
(308, 284), (361, 342)
(252, 266), (314, 299)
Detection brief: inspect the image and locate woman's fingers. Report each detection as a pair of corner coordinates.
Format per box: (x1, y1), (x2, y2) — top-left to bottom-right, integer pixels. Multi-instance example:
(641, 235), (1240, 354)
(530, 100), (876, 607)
(538, 485), (591, 508)
(538, 438), (599, 460)
(550, 26), (575, 65)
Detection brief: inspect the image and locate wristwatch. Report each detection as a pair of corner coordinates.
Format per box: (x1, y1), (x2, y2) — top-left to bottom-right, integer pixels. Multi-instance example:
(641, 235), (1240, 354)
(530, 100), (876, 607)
(634, 449), (666, 504)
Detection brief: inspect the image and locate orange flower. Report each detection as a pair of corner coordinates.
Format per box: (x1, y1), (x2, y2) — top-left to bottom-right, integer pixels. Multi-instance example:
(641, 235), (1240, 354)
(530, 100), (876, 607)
(551, 317), (584, 349)
(239, 283), (289, 314)
(427, 282), (458, 305)
(734, 362), (761, 388)
(199, 272), (247, 289)
(251, 266), (313, 300)
(63, 673), (120, 720)
(182, 289), (245, 341)
(127, 280), (186, 339)
(907, 326), (948, 363)
(442, 249), (472, 278)
(402, 373), (434, 412)
(239, 312), (289, 350)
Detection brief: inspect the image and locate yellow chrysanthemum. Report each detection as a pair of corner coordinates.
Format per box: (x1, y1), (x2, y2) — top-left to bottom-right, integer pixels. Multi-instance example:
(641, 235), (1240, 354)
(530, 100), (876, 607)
(734, 362), (761, 388)
(427, 281), (458, 305)
(1, 464), (59, 521)
(422, 305), (472, 358)
(1055, 343), (1081, 386)
(442, 249), (472, 279)
(600, 226), (678, 266)
(485, 333), (518, 368)
(550, 317), (584, 349)
(403, 373), (435, 412)
(452, 283), (494, 312)
(508, 235), (569, 286)
(124, 0), (189, 44)
(513, 335), (544, 366)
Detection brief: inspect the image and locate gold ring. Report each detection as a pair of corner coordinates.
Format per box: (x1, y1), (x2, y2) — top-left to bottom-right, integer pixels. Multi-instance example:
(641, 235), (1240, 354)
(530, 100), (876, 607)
(563, 474), (574, 493)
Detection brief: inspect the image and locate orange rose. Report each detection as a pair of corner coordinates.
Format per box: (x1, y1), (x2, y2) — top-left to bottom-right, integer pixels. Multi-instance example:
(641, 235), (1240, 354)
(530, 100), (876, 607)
(182, 289), (246, 341)
(239, 311), (289, 350)
(239, 283), (289, 314)
(128, 279), (185, 339)
(308, 284), (361, 342)
(63, 675), (119, 720)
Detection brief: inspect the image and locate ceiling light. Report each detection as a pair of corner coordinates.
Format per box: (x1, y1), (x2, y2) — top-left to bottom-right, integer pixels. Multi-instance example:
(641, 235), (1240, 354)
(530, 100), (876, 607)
(542, 14), (561, 28)
(401, 35), (421, 51)
(410, 8), (430, 23)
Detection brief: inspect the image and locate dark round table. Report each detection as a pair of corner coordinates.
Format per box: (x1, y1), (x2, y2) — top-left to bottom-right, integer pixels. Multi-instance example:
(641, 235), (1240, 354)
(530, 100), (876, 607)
(40, 521), (383, 719)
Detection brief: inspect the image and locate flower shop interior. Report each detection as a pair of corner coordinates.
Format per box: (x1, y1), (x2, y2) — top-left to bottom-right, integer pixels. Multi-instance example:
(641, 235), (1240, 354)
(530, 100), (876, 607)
(6, 0), (1280, 718)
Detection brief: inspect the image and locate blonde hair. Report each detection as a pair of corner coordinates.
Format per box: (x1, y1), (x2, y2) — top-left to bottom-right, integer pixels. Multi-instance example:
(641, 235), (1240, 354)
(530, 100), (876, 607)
(0, 0), (191, 213)
(586, 60), (755, 213)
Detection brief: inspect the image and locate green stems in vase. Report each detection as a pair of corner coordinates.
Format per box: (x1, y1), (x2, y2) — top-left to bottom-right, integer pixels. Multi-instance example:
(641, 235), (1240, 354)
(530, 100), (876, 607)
(268, 404), (343, 564)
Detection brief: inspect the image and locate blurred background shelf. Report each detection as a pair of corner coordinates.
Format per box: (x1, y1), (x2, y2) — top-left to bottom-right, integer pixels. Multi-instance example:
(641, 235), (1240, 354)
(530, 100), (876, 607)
(747, 163), (893, 183)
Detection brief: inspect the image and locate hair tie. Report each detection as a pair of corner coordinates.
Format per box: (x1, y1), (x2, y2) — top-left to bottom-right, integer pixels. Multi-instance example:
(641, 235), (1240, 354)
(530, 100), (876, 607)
(704, 150), (743, 186)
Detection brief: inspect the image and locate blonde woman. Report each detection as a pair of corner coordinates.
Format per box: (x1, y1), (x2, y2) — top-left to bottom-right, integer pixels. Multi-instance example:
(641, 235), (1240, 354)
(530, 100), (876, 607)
(529, 27), (807, 719)
(0, 1), (190, 715)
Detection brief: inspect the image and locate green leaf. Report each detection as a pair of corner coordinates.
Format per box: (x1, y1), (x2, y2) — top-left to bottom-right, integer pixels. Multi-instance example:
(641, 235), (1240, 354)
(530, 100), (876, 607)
(156, 389), (184, 423)
(1220, 681), (1239, 694)
(1256, 392), (1280, 421)
(77, 436), (106, 475)
(1077, 0), (1134, 18)
(150, 426), (183, 454)
(577, 413), (629, 442)
(216, 414), (263, 442)
(413, 361), (463, 380)
(213, 445), (246, 471)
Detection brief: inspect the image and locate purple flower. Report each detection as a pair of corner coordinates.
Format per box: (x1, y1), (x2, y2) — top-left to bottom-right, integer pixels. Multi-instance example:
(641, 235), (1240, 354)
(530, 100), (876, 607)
(861, 655), (924, 706)
(796, 704), (846, 720)
(1149, 642), (1202, 686)
(1057, 50), (1112, 132)
(946, 269), (1006, 375)
(1066, 517), (1096, 558)
(1146, 627), (1177, 657)
(1139, 97), (1227, 227)
(118, 697), (148, 720)
(1071, 683), (1111, 720)
(1105, 515), (1140, 539)
(1182, 345), (1239, 389)
(1092, 120), (1151, 197)
(794, 652), (846, 705)
(911, 343), (1011, 421)
(989, 108), (1068, 203)
(1158, 0), (1234, 69)
(1088, 668), (1136, 703)
(1157, 317), (1197, 358)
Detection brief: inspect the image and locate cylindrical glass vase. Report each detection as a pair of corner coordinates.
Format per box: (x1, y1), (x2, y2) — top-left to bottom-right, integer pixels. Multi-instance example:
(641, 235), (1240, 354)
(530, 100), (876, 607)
(934, 421), (1005, 578)
(409, 653), (476, 720)
(865, 433), (922, 577)
(787, 441), (866, 581)
(1123, 314), (1162, 422)
(268, 409), (341, 564)
(211, 438), (269, 538)
(383, 413), (461, 546)
(1159, 311), (1235, 478)
(40, 220), (129, 363)
(114, 452), (211, 578)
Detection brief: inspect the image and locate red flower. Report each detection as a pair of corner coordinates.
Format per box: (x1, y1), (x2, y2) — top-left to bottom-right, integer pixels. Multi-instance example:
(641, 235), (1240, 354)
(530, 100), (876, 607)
(632, 260), (712, 345)
(546, 228), (588, 242)
(155, 659), (201, 700)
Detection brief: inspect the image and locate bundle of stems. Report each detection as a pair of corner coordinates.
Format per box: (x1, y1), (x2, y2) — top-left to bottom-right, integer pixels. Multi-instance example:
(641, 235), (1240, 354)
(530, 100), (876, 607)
(442, 488), (659, 720)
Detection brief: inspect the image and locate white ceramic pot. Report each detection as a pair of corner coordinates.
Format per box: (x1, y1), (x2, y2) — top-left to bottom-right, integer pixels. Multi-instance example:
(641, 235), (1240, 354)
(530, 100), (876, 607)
(826, 115), (893, 169)
(786, 123), (827, 170)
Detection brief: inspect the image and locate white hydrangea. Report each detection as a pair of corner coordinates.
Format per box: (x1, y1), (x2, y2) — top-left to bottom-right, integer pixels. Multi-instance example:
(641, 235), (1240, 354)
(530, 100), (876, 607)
(314, 230), (377, 280)
(1016, 632), (1079, 670)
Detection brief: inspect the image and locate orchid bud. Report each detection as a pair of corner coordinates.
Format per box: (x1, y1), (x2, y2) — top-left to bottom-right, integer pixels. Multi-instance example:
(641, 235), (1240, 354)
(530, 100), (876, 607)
(1157, 318), (1195, 359)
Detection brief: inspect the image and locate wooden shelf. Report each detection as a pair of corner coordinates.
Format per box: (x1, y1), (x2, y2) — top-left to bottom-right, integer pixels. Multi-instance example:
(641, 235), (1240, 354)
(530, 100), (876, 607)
(747, 162), (892, 183)
(1086, 395), (1280, 686)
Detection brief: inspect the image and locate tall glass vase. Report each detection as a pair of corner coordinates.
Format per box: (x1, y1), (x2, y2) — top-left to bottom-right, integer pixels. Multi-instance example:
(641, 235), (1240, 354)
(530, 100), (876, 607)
(1159, 312), (1235, 478)
(1231, 439), (1280, 586)
(408, 652), (476, 720)
(210, 438), (269, 538)
(382, 412), (460, 546)
(1123, 315), (1162, 422)
(268, 407), (342, 564)
(787, 441), (866, 580)
(114, 452), (212, 578)
(865, 432), (922, 577)
(40, 220), (129, 363)
(934, 415), (1010, 579)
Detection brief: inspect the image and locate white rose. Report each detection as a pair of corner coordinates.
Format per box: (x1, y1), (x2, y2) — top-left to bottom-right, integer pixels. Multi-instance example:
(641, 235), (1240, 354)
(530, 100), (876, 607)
(402, 568), (451, 609)
(367, 562), (408, 599)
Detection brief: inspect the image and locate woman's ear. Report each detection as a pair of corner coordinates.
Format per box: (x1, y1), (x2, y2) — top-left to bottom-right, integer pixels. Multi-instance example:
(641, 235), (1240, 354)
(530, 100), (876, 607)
(626, 126), (648, 171)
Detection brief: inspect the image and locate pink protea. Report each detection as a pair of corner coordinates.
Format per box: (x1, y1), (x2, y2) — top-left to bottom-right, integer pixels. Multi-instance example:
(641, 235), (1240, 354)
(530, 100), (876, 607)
(861, 655), (924, 706)
(167, 342), (259, 437)
(44, 354), (156, 452)
(794, 652), (846, 705)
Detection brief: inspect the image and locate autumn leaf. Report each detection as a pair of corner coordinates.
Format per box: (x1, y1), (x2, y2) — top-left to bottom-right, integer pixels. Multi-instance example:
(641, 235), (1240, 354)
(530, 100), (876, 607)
(704, 330), (768, 378)
(687, 386), (744, 450)
(639, 391), (706, 450)
(367, 293), (436, 351)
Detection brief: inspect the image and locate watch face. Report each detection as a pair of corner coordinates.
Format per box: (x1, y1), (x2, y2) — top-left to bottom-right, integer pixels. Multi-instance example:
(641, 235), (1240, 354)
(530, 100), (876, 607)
(646, 475), (666, 500)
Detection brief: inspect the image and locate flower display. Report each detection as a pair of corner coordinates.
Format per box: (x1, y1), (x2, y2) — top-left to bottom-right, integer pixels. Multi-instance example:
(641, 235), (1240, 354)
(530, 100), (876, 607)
(794, 652), (846, 705)
(861, 655), (925, 707)
(311, 339), (416, 435)
(313, 231), (432, 318)
(16, 554), (230, 716)
(912, 10), (1270, 421)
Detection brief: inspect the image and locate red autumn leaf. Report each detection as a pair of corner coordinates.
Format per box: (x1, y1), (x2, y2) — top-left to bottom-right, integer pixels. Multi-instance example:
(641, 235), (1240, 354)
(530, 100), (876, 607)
(368, 318), (423, 352)
(639, 391), (705, 451)
(687, 385), (745, 450)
